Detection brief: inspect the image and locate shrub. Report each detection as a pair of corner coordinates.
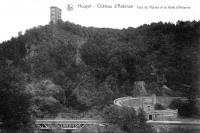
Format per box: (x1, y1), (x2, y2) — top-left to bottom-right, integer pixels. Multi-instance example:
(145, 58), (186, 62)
(154, 103), (165, 110)
(169, 99), (198, 117)
(103, 105), (155, 133)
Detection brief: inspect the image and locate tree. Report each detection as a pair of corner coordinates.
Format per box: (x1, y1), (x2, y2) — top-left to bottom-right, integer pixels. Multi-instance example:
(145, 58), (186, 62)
(169, 99), (198, 117)
(103, 105), (155, 133)
(0, 67), (32, 130)
(154, 103), (165, 110)
(25, 80), (65, 118)
(73, 72), (114, 108)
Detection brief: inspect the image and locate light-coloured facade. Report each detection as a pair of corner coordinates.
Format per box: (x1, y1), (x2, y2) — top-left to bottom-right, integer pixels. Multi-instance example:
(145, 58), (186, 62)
(147, 109), (178, 121)
(115, 95), (178, 121)
(50, 6), (62, 24)
(140, 95), (178, 120)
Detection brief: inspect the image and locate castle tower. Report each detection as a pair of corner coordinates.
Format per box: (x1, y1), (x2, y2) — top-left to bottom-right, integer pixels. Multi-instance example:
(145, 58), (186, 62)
(50, 6), (62, 24)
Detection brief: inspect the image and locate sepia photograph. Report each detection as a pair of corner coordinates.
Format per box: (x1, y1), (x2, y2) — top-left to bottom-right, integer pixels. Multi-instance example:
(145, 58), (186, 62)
(0, 0), (200, 133)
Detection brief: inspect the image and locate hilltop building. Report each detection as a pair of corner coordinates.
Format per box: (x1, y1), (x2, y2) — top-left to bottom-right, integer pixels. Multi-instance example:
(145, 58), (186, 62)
(50, 6), (62, 24)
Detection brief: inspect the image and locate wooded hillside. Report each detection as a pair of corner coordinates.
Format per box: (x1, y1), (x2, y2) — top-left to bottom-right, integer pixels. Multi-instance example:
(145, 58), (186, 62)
(0, 21), (200, 130)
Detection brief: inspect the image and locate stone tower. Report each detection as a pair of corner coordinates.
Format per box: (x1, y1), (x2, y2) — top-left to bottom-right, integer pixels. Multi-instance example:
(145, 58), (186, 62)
(50, 6), (62, 24)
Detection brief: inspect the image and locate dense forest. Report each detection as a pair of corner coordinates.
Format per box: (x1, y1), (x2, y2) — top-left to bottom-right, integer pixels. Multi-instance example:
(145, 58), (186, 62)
(0, 21), (200, 132)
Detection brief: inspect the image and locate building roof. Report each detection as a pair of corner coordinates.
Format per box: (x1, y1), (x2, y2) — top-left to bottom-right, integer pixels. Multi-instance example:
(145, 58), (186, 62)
(147, 109), (178, 114)
(50, 6), (62, 11)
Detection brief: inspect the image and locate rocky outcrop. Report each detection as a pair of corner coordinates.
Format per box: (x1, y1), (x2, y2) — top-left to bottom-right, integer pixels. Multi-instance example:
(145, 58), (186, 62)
(133, 81), (148, 96)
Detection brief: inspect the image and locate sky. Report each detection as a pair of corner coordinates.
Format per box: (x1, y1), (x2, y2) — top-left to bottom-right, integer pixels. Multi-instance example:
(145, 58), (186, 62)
(0, 0), (199, 43)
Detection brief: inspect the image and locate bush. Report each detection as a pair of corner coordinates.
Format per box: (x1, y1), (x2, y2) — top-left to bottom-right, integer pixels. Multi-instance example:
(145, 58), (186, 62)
(169, 99), (198, 117)
(154, 103), (165, 110)
(103, 105), (155, 133)
(169, 99), (180, 109)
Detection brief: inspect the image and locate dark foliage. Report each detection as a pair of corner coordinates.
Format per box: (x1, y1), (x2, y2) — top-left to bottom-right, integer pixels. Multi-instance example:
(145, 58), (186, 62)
(169, 99), (199, 117)
(0, 20), (200, 129)
(154, 103), (165, 110)
(0, 66), (32, 129)
(103, 105), (155, 133)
